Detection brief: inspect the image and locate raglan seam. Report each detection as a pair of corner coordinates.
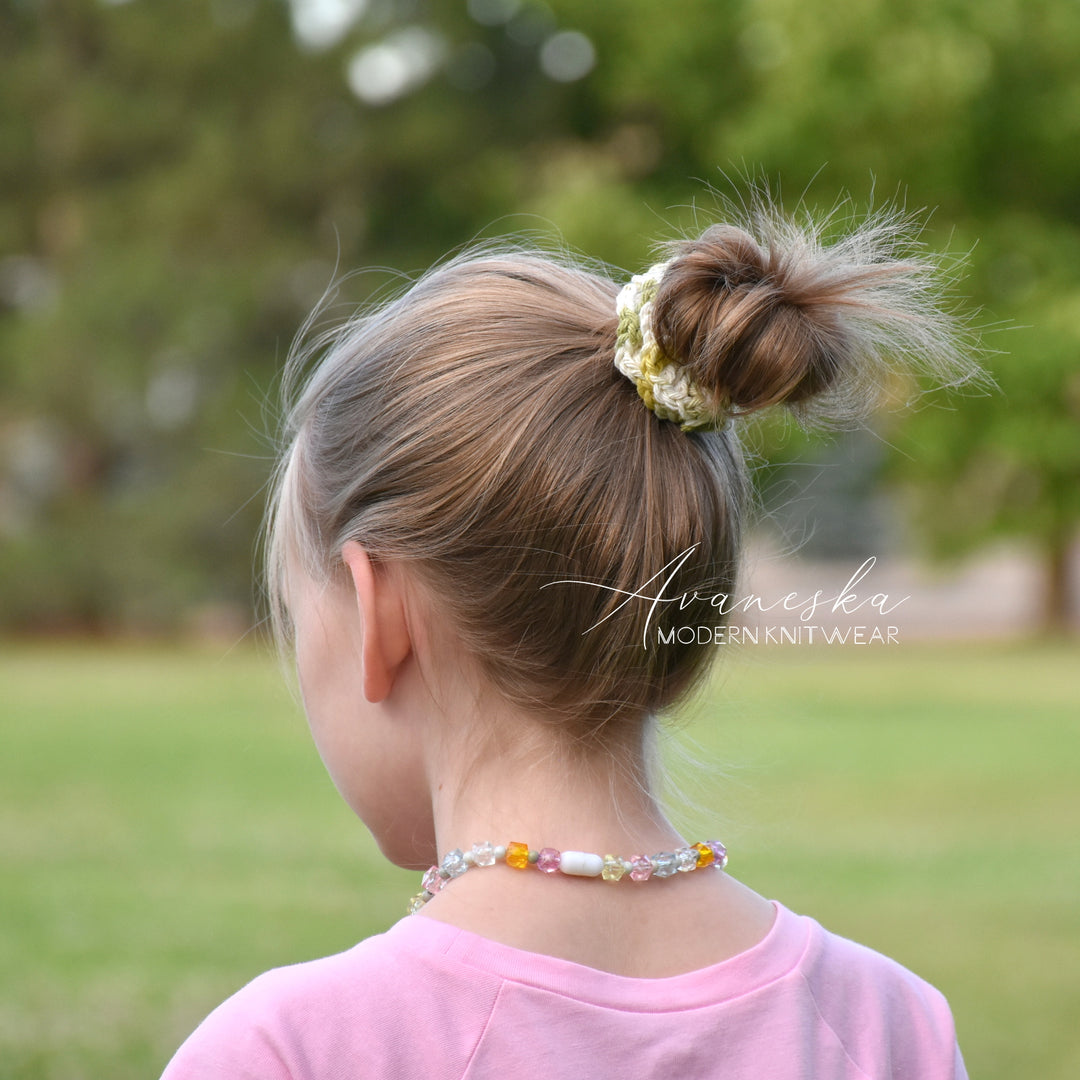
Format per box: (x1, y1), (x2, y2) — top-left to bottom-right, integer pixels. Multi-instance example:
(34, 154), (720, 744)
(457, 980), (509, 1080)
(797, 971), (875, 1080)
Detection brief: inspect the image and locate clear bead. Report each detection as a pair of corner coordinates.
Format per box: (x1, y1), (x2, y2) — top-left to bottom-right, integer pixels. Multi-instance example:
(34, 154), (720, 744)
(652, 851), (677, 878)
(675, 847), (698, 872)
(471, 841), (496, 867)
(441, 849), (468, 878)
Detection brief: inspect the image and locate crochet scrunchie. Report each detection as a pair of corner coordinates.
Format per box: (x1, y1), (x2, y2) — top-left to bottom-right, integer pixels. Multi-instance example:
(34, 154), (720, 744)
(613, 261), (724, 432)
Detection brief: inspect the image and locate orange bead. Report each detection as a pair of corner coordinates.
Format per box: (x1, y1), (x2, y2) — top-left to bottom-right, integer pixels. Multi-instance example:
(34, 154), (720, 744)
(692, 841), (714, 868)
(506, 841), (530, 869)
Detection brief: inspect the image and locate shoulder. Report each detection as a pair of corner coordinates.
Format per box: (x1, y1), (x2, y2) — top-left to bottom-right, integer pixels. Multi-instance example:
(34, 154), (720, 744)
(780, 905), (966, 1079)
(160, 918), (503, 1080)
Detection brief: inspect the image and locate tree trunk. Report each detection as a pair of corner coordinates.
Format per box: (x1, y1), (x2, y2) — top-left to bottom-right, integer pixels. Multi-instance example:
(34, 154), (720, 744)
(1043, 531), (1075, 635)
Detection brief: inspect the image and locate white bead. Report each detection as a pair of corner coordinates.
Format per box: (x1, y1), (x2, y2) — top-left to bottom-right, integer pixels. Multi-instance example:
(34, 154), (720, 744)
(494, 845), (507, 860)
(558, 850), (604, 877)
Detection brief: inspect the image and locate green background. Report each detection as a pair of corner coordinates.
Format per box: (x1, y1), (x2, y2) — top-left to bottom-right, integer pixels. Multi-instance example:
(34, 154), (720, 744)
(2, 642), (1077, 1079)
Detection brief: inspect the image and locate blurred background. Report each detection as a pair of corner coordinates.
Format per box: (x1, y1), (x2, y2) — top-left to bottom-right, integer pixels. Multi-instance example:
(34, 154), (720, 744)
(3, 0), (1080, 635)
(1, 1), (1078, 1078)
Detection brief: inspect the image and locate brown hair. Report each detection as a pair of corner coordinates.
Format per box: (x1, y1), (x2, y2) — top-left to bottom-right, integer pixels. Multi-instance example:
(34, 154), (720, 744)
(266, 200), (975, 740)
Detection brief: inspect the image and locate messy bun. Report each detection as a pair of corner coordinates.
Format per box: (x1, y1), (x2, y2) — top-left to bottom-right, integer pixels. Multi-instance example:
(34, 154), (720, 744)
(268, 195), (978, 743)
(652, 202), (977, 424)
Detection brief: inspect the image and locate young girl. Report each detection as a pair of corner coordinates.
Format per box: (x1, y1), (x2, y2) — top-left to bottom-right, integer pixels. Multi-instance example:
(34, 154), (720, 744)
(162, 197), (972, 1079)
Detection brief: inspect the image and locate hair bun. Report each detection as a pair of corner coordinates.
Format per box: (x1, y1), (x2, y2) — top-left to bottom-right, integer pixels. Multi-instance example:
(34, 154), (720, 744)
(651, 199), (980, 424)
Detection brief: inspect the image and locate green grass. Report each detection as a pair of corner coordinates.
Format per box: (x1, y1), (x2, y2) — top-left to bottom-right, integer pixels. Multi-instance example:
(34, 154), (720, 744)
(1, 641), (1078, 1078)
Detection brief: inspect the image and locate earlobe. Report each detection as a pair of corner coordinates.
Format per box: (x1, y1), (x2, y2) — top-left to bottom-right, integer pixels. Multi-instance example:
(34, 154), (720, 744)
(340, 541), (413, 703)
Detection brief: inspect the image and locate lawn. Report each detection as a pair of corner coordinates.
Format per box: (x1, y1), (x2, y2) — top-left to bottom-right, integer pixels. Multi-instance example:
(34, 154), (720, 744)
(1, 640), (1077, 1078)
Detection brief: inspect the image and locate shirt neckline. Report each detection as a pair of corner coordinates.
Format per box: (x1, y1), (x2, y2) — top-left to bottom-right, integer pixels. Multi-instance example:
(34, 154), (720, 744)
(386, 900), (810, 1012)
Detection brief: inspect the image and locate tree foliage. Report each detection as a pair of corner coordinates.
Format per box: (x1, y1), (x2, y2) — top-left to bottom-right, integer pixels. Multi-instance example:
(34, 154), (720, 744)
(1, 0), (1077, 631)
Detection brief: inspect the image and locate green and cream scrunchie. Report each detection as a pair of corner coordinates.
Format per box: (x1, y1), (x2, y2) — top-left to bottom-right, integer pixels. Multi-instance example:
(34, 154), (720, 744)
(613, 261), (723, 432)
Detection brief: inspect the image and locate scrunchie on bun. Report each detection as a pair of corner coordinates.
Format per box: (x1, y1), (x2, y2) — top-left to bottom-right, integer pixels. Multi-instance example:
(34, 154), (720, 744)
(618, 199), (980, 429)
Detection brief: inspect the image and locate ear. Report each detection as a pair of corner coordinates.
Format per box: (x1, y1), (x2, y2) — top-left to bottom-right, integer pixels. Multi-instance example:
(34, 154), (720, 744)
(340, 541), (413, 704)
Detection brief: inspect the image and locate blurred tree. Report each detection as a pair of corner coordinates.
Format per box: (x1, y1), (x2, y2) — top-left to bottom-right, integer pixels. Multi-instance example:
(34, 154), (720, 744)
(579, 0), (1080, 631)
(0, 0), (343, 629)
(0, 0), (1076, 632)
(729, 0), (1080, 634)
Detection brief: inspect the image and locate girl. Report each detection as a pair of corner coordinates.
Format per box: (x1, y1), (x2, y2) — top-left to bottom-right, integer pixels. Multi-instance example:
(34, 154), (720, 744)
(163, 197), (973, 1078)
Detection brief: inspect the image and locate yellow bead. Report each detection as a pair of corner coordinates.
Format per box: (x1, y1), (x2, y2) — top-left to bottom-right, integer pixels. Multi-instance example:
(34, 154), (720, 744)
(601, 855), (626, 882)
(692, 841), (714, 868)
(506, 841), (530, 869)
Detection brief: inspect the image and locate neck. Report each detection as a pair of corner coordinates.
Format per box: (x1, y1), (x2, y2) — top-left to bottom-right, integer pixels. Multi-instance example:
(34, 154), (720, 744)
(428, 711), (684, 862)
(404, 686), (776, 979)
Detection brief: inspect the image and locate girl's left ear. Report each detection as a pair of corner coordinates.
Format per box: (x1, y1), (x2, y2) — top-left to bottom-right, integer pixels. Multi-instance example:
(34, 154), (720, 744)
(340, 540), (413, 703)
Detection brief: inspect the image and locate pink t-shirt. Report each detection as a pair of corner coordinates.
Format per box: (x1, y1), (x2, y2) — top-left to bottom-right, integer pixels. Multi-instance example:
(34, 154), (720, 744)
(161, 902), (966, 1079)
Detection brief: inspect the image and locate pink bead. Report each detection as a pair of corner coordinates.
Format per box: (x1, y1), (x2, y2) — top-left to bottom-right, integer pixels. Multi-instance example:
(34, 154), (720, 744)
(421, 867), (443, 894)
(706, 840), (728, 869)
(537, 847), (561, 874)
(629, 854), (652, 882)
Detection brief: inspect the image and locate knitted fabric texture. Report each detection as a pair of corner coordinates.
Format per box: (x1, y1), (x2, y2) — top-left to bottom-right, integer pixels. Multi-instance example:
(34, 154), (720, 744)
(613, 262), (722, 431)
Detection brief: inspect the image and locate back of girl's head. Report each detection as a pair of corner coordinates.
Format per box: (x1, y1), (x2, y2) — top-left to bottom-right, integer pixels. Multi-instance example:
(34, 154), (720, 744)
(267, 195), (976, 742)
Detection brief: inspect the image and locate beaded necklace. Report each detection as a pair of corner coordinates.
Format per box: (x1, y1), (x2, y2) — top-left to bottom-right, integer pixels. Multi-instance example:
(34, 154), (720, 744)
(408, 839), (727, 913)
